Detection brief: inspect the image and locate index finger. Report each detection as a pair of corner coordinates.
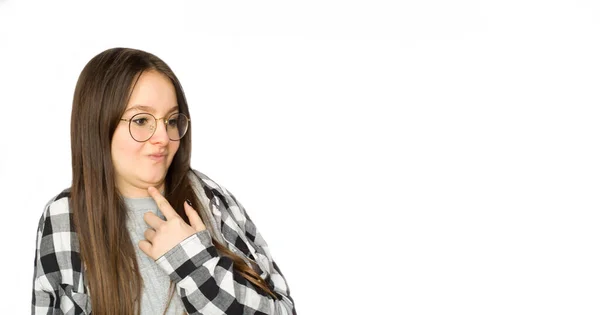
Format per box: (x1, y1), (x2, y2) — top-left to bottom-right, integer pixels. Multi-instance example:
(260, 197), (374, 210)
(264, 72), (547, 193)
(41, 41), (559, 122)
(148, 186), (179, 220)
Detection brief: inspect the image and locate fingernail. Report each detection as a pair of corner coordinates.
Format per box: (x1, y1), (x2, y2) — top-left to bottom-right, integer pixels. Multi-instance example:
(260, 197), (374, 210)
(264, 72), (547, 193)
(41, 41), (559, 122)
(185, 199), (192, 206)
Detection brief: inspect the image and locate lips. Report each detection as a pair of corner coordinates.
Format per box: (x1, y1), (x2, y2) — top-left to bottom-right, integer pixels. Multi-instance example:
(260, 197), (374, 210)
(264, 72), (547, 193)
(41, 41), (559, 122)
(148, 153), (167, 161)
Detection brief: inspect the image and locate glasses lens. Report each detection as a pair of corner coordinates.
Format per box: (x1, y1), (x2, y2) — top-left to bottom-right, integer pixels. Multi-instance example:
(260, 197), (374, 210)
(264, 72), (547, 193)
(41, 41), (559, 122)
(166, 113), (189, 140)
(129, 113), (155, 142)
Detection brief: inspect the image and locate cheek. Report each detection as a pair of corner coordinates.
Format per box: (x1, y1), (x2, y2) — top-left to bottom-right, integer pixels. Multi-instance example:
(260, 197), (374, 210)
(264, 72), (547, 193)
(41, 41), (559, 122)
(111, 129), (144, 164)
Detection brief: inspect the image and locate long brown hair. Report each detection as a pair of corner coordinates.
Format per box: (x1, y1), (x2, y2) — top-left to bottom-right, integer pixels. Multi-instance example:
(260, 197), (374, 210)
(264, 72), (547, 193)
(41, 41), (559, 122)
(70, 47), (276, 315)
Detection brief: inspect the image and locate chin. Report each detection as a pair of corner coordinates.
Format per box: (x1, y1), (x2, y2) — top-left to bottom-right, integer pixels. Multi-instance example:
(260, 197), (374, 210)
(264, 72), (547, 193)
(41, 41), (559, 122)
(140, 171), (167, 185)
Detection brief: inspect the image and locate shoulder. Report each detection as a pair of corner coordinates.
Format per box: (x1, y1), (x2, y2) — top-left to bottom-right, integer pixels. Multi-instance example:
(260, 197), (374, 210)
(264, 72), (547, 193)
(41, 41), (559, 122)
(188, 168), (233, 201)
(36, 187), (74, 236)
(39, 188), (72, 219)
(188, 168), (221, 191)
(44, 188), (71, 214)
(188, 168), (249, 223)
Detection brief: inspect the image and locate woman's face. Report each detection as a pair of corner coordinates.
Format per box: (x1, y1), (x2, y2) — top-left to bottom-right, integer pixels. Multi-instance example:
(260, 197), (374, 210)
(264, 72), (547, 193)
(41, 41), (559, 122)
(111, 70), (181, 198)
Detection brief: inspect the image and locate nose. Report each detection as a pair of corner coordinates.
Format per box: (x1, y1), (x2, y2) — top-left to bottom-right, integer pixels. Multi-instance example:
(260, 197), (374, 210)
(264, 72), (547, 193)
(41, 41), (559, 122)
(149, 119), (170, 144)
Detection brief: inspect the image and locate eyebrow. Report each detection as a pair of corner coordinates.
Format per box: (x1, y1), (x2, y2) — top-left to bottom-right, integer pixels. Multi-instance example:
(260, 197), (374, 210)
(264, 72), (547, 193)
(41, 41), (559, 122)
(125, 105), (179, 114)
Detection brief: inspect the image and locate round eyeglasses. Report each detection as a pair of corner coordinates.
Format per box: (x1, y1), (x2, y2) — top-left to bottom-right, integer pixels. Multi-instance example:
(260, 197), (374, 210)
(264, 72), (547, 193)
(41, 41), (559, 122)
(119, 112), (190, 142)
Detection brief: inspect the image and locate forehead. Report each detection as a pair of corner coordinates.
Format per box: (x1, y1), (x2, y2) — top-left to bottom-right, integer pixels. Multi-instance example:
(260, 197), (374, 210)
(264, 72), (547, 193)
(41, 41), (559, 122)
(125, 70), (178, 113)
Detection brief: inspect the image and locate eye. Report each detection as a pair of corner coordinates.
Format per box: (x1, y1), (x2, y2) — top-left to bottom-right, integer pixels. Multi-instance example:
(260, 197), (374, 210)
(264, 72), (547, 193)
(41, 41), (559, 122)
(167, 118), (178, 127)
(132, 117), (149, 126)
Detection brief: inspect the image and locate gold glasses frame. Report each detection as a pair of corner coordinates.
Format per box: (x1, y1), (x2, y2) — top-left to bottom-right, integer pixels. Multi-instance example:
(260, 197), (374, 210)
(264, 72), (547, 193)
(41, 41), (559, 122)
(119, 112), (191, 142)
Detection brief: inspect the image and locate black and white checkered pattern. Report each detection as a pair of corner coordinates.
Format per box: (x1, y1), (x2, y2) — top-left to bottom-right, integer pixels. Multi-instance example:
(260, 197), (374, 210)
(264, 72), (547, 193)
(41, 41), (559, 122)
(31, 169), (296, 314)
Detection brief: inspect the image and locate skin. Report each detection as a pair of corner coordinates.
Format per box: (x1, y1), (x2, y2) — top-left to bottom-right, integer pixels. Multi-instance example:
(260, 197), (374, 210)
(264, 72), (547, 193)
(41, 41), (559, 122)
(140, 186), (206, 260)
(110, 70), (206, 259)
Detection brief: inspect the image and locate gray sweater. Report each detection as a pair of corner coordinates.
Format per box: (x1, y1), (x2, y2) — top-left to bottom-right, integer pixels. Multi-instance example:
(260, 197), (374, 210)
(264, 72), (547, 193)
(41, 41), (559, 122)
(124, 195), (186, 315)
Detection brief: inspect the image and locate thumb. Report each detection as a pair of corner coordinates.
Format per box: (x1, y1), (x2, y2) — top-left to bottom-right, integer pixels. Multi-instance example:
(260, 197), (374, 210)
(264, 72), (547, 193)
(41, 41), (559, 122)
(185, 199), (206, 232)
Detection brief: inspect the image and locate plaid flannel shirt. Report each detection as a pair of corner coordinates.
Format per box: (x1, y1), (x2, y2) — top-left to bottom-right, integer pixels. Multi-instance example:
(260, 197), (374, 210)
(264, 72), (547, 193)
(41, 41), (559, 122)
(31, 169), (296, 314)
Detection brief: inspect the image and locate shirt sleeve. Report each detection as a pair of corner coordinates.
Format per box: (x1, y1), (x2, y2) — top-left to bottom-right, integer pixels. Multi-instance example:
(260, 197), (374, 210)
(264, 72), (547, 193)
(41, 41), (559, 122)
(155, 187), (296, 315)
(32, 211), (56, 315)
(31, 196), (91, 315)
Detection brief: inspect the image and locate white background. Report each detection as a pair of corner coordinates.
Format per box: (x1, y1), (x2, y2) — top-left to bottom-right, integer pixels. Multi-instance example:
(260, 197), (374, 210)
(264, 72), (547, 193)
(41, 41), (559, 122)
(1, 0), (600, 314)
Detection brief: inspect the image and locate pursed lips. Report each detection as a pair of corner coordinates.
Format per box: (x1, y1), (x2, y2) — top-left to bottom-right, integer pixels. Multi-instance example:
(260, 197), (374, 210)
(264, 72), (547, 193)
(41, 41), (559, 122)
(148, 153), (167, 160)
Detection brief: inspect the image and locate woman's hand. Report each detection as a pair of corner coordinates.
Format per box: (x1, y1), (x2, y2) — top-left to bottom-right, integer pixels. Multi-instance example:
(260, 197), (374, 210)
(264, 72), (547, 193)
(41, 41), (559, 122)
(139, 186), (207, 260)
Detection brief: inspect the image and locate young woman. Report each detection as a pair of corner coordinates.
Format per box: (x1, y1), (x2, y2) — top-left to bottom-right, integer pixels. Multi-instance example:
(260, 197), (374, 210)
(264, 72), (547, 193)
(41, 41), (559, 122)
(31, 47), (296, 315)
